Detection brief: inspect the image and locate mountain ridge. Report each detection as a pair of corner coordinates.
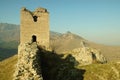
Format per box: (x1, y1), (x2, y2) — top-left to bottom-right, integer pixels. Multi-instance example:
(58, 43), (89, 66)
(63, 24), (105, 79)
(0, 23), (120, 62)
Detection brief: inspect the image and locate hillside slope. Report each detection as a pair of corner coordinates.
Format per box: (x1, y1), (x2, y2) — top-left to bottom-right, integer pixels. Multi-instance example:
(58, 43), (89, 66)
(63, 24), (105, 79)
(0, 55), (17, 80)
(0, 55), (120, 80)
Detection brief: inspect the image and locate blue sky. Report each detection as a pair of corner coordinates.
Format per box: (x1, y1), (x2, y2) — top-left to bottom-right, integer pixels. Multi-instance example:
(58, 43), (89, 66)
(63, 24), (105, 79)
(0, 0), (120, 45)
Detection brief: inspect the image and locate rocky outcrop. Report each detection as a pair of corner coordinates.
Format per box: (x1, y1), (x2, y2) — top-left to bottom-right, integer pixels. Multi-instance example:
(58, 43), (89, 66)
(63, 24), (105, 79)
(63, 47), (107, 66)
(14, 42), (43, 80)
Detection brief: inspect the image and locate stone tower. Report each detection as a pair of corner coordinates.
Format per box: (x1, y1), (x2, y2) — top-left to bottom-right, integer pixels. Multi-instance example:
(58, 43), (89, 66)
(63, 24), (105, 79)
(20, 7), (49, 48)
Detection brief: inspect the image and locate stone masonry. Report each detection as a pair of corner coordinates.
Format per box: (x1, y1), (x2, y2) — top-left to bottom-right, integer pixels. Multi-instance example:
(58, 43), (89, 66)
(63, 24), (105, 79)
(14, 42), (43, 80)
(20, 7), (49, 48)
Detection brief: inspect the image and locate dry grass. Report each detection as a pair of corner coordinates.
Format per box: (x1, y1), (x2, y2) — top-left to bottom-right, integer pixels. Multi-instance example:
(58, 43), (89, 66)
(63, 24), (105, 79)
(77, 63), (120, 80)
(0, 55), (120, 80)
(0, 55), (17, 80)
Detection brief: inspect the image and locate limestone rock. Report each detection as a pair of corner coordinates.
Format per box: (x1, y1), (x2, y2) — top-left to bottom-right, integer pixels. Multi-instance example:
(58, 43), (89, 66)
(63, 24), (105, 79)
(14, 42), (43, 80)
(63, 47), (107, 66)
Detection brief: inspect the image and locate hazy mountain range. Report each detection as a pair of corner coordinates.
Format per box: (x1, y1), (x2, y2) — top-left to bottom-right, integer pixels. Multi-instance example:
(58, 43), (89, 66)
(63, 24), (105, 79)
(0, 23), (120, 61)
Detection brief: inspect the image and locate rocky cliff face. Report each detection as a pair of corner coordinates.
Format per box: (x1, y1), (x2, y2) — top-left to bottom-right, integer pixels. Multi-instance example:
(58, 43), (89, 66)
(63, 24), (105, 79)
(63, 46), (107, 66)
(14, 42), (43, 80)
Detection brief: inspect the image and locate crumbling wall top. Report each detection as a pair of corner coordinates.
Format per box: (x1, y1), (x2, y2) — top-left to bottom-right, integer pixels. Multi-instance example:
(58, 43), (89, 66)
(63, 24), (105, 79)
(21, 7), (30, 12)
(35, 8), (48, 13)
(21, 7), (48, 15)
(21, 7), (26, 11)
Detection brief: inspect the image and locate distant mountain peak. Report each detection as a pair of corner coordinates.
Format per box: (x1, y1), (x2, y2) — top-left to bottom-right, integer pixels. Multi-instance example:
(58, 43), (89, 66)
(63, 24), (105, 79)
(62, 31), (84, 40)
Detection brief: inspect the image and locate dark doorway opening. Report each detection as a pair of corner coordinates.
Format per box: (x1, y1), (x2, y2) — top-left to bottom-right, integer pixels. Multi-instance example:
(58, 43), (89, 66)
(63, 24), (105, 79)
(33, 16), (38, 22)
(32, 35), (37, 42)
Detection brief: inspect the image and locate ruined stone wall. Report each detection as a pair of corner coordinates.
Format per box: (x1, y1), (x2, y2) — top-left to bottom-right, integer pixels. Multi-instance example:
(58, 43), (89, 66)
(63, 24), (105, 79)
(14, 42), (43, 80)
(13, 42), (43, 80)
(20, 7), (49, 48)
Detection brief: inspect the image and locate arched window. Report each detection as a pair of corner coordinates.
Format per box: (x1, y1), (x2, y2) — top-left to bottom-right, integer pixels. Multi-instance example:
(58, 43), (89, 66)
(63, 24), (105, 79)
(32, 35), (36, 42)
(33, 16), (38, 22)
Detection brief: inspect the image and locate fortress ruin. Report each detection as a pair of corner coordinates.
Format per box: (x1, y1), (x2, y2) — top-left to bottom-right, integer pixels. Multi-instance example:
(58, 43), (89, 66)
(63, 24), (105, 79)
(20, 7), (49, 48)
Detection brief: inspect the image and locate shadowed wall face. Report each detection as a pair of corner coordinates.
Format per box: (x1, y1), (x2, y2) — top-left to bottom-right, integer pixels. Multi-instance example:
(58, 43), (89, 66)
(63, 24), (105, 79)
(20, 7), (49, 47)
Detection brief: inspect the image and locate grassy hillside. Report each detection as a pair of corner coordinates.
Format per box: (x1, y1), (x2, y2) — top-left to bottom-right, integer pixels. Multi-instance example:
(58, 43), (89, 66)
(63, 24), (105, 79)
(0, 55), (17, 80)
(0, 55), (120, 80)
(79, 63), (120, 80)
